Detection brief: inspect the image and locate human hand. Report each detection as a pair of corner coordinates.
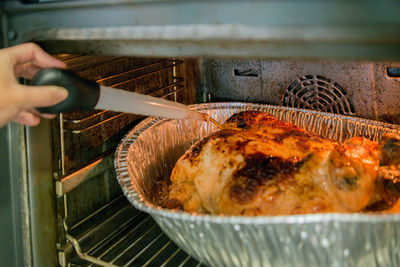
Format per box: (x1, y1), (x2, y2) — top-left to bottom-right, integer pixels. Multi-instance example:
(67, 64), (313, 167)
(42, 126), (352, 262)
(0, 42), (68, 127)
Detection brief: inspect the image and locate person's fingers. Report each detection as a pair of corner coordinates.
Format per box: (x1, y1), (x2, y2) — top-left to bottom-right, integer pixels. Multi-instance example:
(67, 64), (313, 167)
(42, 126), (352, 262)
(29, 108), (57, 119)
(14, 62), (41, 80)
(14, 84), (68, 110)
(12, 110), (40, 126)
(6, 43), (66, 73)
(39, 113), (57, 119)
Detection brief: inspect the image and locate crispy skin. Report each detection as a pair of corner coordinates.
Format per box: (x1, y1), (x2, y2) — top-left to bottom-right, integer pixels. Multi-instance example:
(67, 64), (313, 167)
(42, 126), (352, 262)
(371, 134), (400, 211)
(167, 111), (383, 215)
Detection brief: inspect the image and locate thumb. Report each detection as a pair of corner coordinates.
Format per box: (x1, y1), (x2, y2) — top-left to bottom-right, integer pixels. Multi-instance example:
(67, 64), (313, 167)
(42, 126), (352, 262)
(16, 85), (69, 110)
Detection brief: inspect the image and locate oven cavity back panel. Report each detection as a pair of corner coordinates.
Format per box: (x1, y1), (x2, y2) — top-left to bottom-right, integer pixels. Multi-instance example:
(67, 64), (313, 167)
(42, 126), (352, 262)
(282, 74), (355, 115)
(203, 59), (380, 120)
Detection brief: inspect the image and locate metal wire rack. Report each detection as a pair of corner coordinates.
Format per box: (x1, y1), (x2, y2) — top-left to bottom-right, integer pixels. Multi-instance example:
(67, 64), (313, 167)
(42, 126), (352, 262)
(56, 57), (185, 176)
(64, 196), (205, 267)
(62, 59), (184, 134)
(54, 56), (199, 266)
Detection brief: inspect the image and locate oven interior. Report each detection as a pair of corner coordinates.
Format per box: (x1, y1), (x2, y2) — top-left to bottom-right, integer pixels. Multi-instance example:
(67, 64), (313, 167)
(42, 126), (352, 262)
(44, 55), (400, 267)
(2, 1), (400, 266)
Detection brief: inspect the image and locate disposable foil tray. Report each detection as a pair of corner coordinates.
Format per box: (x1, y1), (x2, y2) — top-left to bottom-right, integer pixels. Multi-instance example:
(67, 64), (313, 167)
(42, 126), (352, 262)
(115, 102), (400, 267)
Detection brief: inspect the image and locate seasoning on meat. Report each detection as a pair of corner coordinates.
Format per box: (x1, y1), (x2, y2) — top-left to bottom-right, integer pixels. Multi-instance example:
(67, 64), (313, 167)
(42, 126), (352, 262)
(167, 111), (400, 215)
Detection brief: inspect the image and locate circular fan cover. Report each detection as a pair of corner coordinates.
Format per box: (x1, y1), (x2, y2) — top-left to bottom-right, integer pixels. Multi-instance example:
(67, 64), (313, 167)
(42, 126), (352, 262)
(282, 75), (355, 115)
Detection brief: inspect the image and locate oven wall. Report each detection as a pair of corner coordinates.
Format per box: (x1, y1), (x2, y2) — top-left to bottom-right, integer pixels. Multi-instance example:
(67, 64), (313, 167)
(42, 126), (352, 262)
(0, 8), (33, 267)
(0, 125), (32, 267)
(203, 59), (400, 124)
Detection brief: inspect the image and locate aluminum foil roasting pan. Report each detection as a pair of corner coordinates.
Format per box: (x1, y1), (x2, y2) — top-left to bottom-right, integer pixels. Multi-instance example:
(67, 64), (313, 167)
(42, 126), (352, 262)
(115, 103), (400, 267)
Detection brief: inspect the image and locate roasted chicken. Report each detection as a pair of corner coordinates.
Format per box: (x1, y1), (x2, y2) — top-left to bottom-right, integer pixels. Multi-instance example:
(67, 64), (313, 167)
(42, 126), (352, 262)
(167, 111), (400, 215)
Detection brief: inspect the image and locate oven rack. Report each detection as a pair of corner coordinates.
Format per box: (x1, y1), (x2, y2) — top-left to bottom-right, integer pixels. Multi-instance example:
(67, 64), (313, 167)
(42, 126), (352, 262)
(56, 56), (185, 177)
(61, 195), (205, 267)
(62, 84), (183, 134)
(61, 59), (184, 134)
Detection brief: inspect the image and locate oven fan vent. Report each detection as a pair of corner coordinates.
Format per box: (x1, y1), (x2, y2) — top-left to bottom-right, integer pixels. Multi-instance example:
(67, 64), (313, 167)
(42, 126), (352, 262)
(282, 75), (355, 115)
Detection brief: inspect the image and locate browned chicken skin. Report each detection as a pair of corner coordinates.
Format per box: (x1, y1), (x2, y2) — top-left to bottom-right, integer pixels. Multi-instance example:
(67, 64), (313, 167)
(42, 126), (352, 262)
(167, 111), (400, 215)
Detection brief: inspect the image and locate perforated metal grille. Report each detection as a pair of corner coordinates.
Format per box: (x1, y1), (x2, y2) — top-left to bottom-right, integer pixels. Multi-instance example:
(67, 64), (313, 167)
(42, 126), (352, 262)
(282, 75), (355, 115)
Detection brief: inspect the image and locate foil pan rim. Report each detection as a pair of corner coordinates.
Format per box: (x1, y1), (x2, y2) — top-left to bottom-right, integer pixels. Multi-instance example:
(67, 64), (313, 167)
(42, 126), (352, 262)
(115, 102), (400, 224)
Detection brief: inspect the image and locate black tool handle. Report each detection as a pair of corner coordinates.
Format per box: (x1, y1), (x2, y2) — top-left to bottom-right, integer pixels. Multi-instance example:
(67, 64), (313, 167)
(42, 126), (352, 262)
(30, 68), (100, 114)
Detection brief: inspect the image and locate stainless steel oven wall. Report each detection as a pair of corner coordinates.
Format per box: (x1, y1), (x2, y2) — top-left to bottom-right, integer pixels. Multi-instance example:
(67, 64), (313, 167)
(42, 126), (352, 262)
(203, 59), (400, 124)
(0, 124), (33, 267)
(0, 7), (33, 267)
